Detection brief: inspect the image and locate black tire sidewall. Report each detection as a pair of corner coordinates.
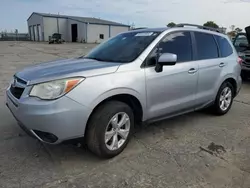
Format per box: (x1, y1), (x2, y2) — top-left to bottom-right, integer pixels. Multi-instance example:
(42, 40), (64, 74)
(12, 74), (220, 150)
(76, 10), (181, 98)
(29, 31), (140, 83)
(214, 82), (234, 115)
(91, 101), (134, 158)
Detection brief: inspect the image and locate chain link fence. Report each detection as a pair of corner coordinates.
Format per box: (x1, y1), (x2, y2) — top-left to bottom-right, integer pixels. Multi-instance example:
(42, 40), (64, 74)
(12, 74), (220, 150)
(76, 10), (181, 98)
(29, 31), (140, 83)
(0, 33), (30, 41)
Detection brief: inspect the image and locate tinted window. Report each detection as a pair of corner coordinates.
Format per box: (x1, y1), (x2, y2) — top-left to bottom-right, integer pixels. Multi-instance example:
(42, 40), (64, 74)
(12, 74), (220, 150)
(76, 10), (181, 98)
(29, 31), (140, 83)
(233, 34), (249, 52)
(147, 32), (192, 66)
(214, 35), (233, 57)
(85, 31), (160, 63)
(234, 34), (248, 47)
(195, 32), (219, 60)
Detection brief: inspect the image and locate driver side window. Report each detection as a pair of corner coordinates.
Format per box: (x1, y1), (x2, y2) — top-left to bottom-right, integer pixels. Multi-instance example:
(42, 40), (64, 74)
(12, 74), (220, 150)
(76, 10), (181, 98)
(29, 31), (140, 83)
(146, 31), (192, 67)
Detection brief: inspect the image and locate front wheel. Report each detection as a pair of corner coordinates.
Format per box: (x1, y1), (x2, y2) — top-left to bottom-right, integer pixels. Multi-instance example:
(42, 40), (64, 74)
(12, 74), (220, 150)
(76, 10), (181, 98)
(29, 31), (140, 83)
(86, 101), (134, 158)
(212, 82), (234, 115)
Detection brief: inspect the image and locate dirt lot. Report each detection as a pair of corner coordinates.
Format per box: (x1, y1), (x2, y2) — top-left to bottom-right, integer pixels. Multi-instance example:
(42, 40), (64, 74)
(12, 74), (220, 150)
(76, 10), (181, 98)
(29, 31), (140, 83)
(0, 41), (250, 188)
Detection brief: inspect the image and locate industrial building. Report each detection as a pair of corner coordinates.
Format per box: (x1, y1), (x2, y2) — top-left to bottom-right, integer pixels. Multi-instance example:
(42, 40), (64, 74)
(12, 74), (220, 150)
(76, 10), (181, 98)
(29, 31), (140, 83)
(27, 12), (130, 43)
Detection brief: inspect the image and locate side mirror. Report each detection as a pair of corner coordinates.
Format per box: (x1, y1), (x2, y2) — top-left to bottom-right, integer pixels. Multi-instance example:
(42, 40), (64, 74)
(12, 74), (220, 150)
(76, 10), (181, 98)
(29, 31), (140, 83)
(239, 43), (248, 48)
(155, 53), (177, 72)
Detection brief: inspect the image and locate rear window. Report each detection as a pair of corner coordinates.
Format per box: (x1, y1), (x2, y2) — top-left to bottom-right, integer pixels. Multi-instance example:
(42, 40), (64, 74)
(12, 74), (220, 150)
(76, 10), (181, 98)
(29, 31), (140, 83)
(214, 35), (233, 57)
(194, 32), (219, 60)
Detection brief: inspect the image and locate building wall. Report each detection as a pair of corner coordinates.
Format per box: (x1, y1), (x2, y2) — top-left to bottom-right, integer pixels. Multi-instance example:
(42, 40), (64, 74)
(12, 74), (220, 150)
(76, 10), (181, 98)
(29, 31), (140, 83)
(110, 26), (129, 37)
(58, 18), (68, 41)
(67, 19), (86, 42)
(27, 13), (130, 43)
(43, 17), (58, 41)
(27, 13), (44, 41)
(87, 24), (109, 43)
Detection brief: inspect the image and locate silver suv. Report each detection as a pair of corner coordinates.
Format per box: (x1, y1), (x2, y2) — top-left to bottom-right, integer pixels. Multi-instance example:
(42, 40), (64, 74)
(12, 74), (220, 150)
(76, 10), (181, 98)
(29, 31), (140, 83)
(6, 24), (242, 158)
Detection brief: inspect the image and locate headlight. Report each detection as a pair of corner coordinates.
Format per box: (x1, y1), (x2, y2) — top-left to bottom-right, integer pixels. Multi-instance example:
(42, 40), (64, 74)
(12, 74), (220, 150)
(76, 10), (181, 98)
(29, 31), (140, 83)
(30, 77), (84, 100)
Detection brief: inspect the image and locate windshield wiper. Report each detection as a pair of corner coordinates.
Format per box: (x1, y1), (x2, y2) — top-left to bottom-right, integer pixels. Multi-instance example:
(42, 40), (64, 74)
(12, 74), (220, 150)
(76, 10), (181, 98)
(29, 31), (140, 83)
(84, 57), (121, 62)
(83, 57), (107, 61)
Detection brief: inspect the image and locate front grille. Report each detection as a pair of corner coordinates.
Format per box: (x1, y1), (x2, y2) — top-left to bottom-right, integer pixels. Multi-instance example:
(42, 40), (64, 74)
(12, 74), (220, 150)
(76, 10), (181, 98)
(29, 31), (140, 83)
(9, 76), (27, 99)
(244, 58), (250, 64)
(15, 76), (27, 85)
(10, 86), (25, 99)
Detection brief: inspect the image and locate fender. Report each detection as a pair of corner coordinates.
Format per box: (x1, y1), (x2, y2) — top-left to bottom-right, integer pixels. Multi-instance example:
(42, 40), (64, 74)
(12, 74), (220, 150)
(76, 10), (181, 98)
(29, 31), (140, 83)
(89, 87), (147, 120)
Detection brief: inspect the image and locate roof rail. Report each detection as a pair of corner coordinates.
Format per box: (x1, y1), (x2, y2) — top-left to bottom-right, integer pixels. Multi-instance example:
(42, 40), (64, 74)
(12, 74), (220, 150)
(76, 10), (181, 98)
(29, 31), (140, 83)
(175, 23), (223, 33)
(131, 27), (148, 30)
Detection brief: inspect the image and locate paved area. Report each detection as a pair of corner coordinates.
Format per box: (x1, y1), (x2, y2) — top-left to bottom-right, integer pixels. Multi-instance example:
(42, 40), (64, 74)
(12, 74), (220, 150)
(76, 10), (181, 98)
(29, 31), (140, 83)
(0, 41), (250, 188)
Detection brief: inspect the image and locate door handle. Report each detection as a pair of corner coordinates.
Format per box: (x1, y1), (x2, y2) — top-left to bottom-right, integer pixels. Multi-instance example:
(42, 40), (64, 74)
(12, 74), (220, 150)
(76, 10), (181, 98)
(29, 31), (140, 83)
(188, 68), (197, 74)
(219, 62), (225, 67)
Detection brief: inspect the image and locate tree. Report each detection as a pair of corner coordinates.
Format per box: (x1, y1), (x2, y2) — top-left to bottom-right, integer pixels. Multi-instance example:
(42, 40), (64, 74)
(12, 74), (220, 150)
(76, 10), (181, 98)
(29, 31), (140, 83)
(203, 21), (219, 28)
(220, 27), (227, 34)
(227, 31), (236, 38)
(167, 22), (176, 27)
(230, 25), (235, 31)
(235, 27), (242, 33)
(130, 22), (135, 30)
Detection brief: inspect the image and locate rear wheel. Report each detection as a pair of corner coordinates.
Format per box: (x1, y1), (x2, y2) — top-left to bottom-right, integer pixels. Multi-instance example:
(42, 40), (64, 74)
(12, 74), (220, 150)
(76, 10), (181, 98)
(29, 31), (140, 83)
(212, 82), (234, 115)
(86, 101), (134, 158)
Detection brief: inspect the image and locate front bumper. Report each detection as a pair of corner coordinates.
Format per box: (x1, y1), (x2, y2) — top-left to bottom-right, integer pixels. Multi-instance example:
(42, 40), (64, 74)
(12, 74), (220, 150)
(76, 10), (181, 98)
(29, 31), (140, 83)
(6, 89), (91, 144)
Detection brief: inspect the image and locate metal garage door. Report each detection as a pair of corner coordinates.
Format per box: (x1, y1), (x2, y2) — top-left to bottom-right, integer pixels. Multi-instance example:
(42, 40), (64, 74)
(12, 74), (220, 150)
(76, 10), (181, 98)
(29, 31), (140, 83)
(29, 26), (33, 41)
(34, 25), (38, 41)
(37, 25), (42, 41)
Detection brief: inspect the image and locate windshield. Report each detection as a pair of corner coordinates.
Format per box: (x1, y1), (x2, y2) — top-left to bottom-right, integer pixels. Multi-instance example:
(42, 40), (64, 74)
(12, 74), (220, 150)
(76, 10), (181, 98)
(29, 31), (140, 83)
(85, 31), (161, 63)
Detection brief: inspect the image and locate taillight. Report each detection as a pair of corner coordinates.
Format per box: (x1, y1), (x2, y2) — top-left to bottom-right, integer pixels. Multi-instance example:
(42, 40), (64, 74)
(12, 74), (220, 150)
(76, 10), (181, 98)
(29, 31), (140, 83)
(238, 57), (243, 65)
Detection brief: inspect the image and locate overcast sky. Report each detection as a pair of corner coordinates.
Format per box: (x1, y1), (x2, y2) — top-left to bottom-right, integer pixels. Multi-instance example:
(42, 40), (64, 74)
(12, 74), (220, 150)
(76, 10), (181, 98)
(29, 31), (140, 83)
(1, 0), (250, 32)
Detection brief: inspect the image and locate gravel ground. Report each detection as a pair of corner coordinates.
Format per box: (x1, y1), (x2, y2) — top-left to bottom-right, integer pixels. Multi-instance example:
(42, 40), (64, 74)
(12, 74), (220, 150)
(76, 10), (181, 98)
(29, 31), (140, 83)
(0, 41), (250, 188)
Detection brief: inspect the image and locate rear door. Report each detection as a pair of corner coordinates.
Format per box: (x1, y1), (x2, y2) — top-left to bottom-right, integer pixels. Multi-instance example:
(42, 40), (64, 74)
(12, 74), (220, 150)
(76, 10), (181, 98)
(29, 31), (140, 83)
(193, 32), (223, 106)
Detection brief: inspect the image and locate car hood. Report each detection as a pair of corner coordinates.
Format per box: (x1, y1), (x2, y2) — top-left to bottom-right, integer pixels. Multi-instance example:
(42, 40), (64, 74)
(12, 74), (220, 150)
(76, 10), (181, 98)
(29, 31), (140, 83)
(245, 26), (250, 44)
(15, 58), (121, 85)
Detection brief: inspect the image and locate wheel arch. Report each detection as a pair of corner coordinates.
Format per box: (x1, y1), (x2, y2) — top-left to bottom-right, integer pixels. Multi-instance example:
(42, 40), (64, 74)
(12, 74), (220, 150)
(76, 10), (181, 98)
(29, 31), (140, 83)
(84, 89), (146, 135)
(224, 78), (237, 97)
(219, 74), (237, 97)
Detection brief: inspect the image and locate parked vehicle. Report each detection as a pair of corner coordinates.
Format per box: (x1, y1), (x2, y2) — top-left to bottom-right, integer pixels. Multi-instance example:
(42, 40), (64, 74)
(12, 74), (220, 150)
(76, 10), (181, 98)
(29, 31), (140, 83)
(233, 26), (250, 80)
(6, 24), (242, 158)
(49, 33), (64, 44)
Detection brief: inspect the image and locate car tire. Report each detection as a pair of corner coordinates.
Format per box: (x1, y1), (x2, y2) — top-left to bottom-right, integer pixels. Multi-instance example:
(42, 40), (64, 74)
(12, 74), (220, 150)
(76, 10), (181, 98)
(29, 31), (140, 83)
(86, 101), (134, 158)
(212, 82), (234, 115)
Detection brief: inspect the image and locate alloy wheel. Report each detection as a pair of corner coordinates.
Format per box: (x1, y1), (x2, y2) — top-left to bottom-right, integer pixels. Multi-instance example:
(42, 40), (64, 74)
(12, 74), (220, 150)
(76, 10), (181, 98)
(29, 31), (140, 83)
(219, 86), (232, 111)
(105, 112), (130, 151)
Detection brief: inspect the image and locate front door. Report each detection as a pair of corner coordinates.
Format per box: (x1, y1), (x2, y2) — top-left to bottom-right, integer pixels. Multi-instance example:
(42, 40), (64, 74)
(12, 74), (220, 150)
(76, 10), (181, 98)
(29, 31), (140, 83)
(145, 31), (198, 119)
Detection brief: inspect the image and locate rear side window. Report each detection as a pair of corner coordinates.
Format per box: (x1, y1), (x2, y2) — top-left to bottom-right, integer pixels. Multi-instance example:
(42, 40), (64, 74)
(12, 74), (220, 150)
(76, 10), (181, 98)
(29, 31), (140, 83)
(194, 32), (219, 60)
(214, 35), (233, 57)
